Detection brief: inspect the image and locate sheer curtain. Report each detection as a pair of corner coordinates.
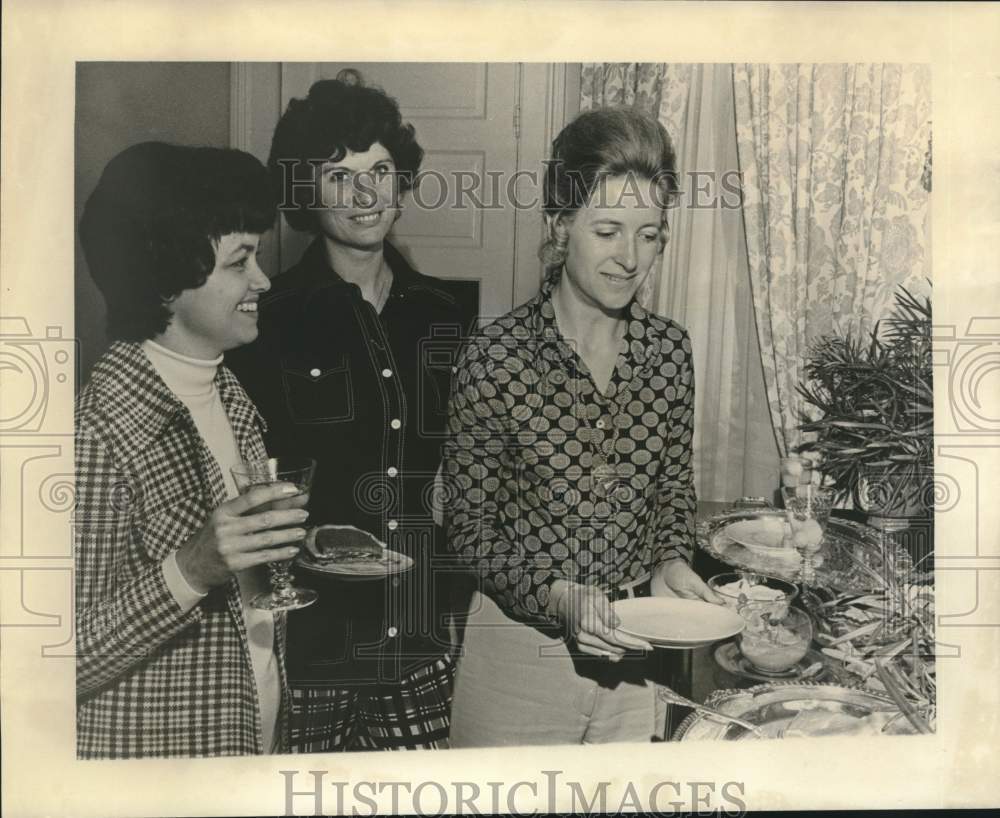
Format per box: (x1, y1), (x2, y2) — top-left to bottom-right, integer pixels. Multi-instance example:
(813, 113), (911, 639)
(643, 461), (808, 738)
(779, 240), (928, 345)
(733, 64), (932, 455)
(581, 64), (780, 502)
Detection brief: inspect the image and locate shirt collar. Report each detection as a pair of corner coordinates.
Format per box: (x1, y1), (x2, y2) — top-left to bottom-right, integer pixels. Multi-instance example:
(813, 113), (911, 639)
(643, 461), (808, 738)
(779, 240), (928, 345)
(297, 238), (424, 303)
(529, 268), (662, 368)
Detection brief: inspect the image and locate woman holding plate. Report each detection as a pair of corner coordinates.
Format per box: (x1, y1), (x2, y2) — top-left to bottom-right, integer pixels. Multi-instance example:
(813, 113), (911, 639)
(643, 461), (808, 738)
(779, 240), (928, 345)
(443, 108), (723, 746)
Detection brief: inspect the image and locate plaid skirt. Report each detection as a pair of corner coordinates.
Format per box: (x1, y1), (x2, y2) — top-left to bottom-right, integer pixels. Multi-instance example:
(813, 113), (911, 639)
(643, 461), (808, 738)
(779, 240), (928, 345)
(289, 653), (454, 752)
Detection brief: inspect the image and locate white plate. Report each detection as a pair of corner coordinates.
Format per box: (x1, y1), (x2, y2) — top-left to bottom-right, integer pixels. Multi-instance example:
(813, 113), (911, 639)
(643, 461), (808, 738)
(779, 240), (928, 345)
(724, 519), (798, 558)
(612, 597), (745, 648)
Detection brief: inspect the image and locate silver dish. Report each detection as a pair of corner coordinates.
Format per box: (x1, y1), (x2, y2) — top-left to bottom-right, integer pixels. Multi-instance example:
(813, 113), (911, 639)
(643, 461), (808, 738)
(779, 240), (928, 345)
(672, 681), (920, 741)
(698, 509), (913, 594)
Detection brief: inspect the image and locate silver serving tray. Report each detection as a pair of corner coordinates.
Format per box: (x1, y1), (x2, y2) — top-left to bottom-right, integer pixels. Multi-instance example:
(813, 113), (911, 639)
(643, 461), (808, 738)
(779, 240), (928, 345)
(672, 681), (918, 741)
(698, 509), (913, 594)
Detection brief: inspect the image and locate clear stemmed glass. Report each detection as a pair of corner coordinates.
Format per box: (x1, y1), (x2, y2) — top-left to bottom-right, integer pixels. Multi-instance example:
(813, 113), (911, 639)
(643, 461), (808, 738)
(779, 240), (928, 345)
(779, 455), (815, 489)
(781, 485), (834, 583)
(231, 456), (317, 611)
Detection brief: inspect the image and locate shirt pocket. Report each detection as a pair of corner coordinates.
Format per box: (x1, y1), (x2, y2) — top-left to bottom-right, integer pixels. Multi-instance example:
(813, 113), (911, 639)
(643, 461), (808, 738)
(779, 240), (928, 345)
(280, 355), (355, 425)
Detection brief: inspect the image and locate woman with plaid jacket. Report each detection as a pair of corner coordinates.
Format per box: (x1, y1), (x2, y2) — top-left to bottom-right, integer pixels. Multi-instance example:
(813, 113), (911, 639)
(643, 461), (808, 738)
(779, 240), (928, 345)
(75, 142), (305, 758)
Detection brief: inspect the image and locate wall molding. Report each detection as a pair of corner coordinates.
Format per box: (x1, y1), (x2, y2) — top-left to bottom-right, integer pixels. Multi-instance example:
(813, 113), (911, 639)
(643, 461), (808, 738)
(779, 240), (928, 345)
(229, 63), (282, 273)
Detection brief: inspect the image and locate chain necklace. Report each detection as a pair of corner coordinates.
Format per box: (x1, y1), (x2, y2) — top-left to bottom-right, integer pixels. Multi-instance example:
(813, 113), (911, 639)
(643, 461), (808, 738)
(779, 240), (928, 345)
(551, 290), (630, 501)
(579, 400), (623, 500)
(573, 355), (635, 503)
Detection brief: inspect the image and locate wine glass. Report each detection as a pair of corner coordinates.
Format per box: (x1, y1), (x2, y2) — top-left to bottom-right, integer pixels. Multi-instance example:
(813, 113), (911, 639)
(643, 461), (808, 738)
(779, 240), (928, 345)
(231, 456), (317, 611)
(781, 485), (833, 583)
(779, 455), (814, 489)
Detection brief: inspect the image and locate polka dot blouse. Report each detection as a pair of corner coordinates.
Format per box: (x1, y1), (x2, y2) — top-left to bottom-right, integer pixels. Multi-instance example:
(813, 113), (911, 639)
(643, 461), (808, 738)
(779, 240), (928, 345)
(443, 273), (697, 624)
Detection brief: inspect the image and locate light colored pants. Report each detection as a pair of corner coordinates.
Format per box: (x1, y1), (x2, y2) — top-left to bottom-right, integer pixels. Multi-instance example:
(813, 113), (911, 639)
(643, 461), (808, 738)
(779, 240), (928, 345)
(450, 590), (667, 747)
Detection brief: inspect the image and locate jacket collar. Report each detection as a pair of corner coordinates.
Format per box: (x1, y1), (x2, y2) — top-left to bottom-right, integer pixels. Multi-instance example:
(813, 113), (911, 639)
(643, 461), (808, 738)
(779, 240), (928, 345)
(87, 341), (267, 465)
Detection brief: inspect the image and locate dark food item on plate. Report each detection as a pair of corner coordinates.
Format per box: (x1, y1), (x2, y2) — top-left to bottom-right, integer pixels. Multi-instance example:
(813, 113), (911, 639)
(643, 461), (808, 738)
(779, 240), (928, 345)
(309, 525), (386, 563)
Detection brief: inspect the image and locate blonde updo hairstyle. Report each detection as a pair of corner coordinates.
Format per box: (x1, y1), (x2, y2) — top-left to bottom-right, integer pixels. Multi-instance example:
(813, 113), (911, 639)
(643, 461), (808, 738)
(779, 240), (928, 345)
(539, 107), (679, 271)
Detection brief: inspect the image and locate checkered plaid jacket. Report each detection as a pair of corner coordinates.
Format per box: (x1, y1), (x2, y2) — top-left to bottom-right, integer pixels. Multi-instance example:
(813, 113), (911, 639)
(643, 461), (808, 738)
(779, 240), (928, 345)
(74, 341), (288, 759)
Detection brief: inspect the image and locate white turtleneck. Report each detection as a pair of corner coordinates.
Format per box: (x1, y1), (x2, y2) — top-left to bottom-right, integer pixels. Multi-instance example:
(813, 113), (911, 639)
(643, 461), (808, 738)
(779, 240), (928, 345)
(142, 339), (280, 754)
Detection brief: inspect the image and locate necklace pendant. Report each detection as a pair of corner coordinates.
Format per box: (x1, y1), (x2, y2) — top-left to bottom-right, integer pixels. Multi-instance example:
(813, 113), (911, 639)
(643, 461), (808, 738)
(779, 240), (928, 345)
(592, 462), (619, 499)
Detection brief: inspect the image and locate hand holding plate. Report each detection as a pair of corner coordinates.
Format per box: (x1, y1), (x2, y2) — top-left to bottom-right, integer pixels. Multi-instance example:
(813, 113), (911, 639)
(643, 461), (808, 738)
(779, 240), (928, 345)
(654, 558), (725, 604)
(550, 579), (654, 658)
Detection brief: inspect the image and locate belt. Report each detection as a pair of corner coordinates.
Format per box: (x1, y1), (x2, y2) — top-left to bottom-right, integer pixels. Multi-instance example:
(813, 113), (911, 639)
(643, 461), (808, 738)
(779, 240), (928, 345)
(608, 576), (652, 603)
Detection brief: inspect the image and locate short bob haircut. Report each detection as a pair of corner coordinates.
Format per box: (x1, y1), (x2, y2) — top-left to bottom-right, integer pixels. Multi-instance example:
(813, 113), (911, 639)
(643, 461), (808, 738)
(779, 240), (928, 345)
(540, 107), (679, 269)
(79, 142), (276, 342)
(268, 78), (423, 233)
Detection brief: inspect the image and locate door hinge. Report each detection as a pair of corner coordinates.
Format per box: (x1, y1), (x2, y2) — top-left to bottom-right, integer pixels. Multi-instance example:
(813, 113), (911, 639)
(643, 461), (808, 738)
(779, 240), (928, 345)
(513, 103), (521, 140)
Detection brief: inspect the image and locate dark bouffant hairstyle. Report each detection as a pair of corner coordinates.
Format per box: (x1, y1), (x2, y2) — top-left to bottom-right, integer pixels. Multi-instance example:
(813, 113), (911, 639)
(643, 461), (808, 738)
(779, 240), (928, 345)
(79, 142), (276, 341)
(540, 107), (680, 268)
(268, 78), (424, 232)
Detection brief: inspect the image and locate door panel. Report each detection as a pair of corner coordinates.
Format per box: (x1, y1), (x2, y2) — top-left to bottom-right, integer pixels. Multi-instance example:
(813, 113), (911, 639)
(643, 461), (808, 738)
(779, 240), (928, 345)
(279, 62), (521, 324)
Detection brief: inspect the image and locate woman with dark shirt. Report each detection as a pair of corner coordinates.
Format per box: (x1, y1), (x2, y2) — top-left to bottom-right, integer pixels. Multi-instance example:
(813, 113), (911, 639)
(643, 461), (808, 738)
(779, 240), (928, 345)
(228, 78), (463, 751)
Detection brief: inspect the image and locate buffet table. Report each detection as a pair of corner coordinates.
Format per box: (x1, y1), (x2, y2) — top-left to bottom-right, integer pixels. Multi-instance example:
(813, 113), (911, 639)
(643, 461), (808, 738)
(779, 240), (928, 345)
(659, 500), (936, 740)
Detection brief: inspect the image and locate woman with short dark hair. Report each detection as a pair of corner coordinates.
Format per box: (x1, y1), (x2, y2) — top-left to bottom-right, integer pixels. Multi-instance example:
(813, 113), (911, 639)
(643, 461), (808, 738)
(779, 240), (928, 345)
(76, 141), (302, 758)
(443, 108), (722, 746)
(229, 77), (463, 752)
(269, 78), (423, 234)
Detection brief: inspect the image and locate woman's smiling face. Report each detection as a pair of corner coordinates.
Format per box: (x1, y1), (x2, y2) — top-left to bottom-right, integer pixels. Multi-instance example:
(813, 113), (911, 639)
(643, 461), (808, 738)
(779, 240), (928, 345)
(555, 173), (665, 315)
(158, 232), (271, 358)
(314, 142), (399, 251)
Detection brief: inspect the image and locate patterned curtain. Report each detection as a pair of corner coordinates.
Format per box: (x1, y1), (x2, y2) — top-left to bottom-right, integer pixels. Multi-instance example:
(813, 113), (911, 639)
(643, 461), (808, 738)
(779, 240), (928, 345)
(733, 64), (932, 456)
(581, 64), (780, 502)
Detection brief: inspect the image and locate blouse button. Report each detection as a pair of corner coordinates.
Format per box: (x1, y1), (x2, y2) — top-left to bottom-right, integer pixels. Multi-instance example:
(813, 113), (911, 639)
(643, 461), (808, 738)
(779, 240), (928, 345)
(387, 626), (398, 638)
(387, 466), (399, 477)
(381, 368), (393, 378)
(596, 419), (606, 429)
(387, 519), (398, 531)
(390, 418), (402, 430)
(309, 368), (321, 378)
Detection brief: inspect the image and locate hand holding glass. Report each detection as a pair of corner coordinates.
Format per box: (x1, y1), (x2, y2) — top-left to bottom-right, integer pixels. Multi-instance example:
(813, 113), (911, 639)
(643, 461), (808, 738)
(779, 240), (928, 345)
(231, 457), (317, 611)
